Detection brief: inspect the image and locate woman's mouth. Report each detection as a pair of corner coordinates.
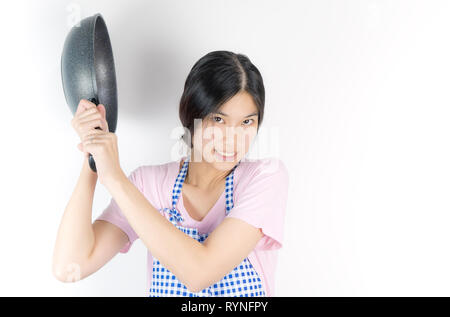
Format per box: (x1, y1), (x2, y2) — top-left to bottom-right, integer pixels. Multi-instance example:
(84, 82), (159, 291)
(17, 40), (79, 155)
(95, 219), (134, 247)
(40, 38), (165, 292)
(214, 149), (237, 162)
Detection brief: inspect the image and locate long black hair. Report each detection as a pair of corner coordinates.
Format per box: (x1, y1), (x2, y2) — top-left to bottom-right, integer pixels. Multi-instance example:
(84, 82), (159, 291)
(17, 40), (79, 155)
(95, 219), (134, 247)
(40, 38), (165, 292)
(179, 50), (265, 148)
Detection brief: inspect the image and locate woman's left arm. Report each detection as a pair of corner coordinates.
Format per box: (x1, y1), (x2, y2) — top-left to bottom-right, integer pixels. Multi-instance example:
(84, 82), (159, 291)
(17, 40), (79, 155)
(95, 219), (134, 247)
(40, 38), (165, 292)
(106, 175), (263, 293)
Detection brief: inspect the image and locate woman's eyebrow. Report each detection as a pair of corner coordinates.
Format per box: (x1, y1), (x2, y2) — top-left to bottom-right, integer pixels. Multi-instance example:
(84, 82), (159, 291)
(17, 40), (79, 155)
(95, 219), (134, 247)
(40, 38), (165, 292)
(213, 111), (258, 118)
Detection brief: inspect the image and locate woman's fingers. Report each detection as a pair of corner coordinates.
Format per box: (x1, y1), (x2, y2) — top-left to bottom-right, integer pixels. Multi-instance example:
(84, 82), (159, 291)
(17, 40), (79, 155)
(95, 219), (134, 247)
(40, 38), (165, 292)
(82, 130), (114, 146)
(84, 134), (110, 142)
(72, 103), (108, 133)
(72, 100), (111, 159)
(74, 99), (96, 117)
(77, 110), (108, 132)
(77, 112), (102, 125)
(83, 128), (109, 138)
(77, 104), (106, 122)
(78, 118), (108, 133)
(82, 137), (110, 155)
(77, 107), (99, 120)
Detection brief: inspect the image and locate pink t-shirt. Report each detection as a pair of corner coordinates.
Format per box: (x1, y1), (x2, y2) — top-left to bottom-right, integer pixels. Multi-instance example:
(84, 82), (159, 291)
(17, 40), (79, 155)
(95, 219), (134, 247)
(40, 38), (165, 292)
(96, 156), (289, 296)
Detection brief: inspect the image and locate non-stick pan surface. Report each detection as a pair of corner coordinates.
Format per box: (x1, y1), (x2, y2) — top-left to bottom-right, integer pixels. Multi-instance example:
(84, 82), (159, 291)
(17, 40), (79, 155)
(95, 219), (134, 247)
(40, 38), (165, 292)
(61, 13), (118, 172)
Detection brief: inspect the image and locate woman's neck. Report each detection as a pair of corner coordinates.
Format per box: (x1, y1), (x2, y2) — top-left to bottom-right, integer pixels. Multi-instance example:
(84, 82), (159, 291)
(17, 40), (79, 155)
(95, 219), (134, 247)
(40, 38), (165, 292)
(182, 152), (230, 190)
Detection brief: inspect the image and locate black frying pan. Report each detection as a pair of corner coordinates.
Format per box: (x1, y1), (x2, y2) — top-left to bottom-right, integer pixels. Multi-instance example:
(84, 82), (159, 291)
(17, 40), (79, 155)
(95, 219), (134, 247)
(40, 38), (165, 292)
(61, 13), (118, 172)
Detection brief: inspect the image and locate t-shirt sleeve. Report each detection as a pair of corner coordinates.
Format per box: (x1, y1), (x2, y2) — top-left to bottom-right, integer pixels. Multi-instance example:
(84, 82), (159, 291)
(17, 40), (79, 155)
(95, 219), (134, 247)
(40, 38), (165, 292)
(95, 166), (143, 253)
(225, 158), (290, 251)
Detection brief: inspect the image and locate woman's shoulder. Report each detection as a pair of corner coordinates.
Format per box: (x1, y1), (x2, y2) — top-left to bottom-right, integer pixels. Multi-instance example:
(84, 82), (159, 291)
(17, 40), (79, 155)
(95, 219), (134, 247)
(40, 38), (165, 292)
(238, 157), (288, 176)
(136, 159), (178, 177)
(233, 157), (289, 203)
(128, 159), (179, 187)
(138, 160), (174, 170)
(236, 157), (289, 186)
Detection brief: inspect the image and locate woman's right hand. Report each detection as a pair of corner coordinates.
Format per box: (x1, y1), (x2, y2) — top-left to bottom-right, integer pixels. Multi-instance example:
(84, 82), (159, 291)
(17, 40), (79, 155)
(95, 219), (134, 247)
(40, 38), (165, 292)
(71, 99), (108, 158)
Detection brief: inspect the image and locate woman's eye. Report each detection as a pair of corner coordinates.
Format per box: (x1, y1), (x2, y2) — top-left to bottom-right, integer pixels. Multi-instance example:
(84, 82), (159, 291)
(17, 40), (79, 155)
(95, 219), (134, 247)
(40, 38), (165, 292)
(212, 116), (254, 125)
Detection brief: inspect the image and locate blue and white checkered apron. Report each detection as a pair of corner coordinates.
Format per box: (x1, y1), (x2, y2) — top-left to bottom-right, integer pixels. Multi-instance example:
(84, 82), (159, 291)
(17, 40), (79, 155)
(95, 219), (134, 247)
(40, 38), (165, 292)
(149, 156), (266, 297)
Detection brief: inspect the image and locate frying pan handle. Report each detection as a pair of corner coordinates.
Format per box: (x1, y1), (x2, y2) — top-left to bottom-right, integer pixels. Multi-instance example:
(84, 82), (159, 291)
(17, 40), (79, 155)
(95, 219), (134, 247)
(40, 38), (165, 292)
(87, 97), (101, 173)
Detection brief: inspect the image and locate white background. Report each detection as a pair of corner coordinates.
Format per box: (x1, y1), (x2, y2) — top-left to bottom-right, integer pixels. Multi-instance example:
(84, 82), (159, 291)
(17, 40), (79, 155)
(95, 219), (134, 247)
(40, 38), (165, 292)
(0, 0), (449, 296)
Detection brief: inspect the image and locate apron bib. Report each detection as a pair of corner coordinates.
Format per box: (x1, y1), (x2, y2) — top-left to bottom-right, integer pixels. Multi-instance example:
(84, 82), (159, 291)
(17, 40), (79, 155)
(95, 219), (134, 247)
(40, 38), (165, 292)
(149, 157), (266, 297)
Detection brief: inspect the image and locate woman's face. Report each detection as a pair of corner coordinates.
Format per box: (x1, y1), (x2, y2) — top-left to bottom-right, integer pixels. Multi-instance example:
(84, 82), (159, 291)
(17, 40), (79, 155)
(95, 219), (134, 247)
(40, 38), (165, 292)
(191, 91), (259, 171)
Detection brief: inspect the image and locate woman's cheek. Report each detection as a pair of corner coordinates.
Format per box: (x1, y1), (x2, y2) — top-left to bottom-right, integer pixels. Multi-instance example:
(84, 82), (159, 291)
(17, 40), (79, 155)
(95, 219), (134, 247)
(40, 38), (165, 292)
(196, 126), (216, 161)
(203, 139), (216, 162)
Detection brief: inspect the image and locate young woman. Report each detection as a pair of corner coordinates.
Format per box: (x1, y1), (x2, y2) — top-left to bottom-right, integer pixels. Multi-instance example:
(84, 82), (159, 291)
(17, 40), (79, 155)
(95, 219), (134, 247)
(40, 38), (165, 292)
(52, 50), (289, 297)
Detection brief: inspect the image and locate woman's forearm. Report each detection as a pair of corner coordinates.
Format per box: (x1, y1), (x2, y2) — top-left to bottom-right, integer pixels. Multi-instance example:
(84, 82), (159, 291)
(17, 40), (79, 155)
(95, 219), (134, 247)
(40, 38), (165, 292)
(105, 173), (207, 292)
(52, 157), (98, 281)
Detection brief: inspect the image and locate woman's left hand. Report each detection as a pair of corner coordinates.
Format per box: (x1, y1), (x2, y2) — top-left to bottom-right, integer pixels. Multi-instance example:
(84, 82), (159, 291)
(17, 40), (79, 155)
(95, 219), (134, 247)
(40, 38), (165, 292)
(81, 104), (125, 187)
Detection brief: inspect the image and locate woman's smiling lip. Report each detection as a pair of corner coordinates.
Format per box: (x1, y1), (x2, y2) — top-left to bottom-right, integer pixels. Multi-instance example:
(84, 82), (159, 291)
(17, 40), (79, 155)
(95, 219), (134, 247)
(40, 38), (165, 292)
(214, 149), (237, 161)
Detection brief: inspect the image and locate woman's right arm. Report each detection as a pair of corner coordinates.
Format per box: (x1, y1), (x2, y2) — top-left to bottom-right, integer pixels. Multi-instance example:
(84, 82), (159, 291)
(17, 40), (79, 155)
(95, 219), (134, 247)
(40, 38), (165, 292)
(52, 156), (130, 282)
(52, 100), (129, 283)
